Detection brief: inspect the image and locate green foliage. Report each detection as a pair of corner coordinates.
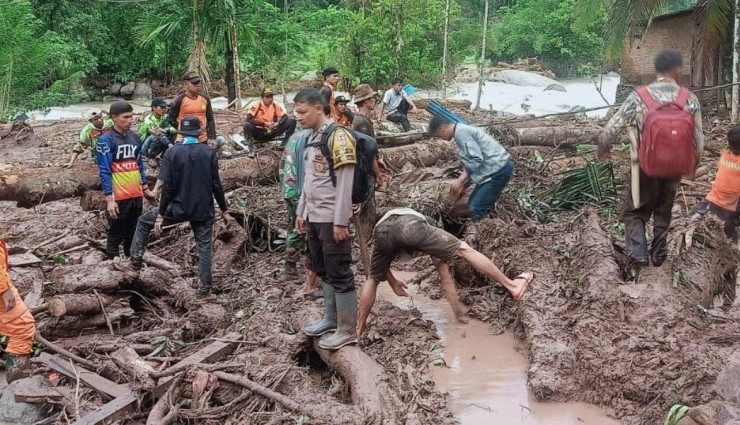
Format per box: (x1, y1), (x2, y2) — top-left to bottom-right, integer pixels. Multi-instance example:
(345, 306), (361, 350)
(491, 0), (604, 76)
(539, 162), (618, 211)
(664, 404), (689, 425)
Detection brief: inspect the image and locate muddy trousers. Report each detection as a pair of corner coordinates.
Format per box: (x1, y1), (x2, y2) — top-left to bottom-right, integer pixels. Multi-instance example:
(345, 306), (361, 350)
(285, 198), (306, 268)
(307, 222), (355, 293)
(106, 197), (143, 260)
(130, 208), (215, 291)
(621, 170), (680, 265)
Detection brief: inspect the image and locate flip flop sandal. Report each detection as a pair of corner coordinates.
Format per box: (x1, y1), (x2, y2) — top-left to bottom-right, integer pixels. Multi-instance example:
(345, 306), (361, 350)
(512, 272), (534, 301)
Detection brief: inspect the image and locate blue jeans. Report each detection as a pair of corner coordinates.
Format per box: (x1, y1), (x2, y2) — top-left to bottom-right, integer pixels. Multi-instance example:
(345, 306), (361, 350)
(141, 134), (172, 158)
(130, 208), (215, 291)
(468, 160), (514, 221)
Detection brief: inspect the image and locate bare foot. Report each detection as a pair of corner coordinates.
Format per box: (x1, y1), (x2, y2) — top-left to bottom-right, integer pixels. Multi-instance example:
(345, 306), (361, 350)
(511, 271), (533, 301)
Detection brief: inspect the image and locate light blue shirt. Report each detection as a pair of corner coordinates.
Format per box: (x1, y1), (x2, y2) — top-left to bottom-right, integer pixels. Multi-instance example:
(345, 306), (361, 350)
(453, 124), (511, 184)
(182, 135), (199, 145)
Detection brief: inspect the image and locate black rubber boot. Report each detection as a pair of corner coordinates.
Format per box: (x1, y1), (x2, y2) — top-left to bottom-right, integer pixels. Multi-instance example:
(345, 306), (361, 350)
(624, 219), (649, 266)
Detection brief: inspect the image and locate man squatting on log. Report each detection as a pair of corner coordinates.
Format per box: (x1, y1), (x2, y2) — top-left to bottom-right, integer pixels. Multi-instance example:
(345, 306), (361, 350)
(598, 49), (704, 267)
(0, 240), (37, 383)
(356, 208), (533, 337)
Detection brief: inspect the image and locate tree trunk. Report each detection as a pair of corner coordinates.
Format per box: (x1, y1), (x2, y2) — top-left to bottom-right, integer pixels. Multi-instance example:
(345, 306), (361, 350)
(494, 125), (601, 148)
(50, 264), (133, 294)
(442, 0), (451, 100)
(476, 0), (490, 110)
(36, 305), (136, 339)
(48, 294), (117, 317)
(380, 140), (457, 170)
(733, 0), (739, 124)
(225, 30), (236, 107)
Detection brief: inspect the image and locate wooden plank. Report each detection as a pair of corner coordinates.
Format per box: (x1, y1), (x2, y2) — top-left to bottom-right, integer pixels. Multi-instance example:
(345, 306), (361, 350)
(34, 352), (128, 399)
(8, 253), (42, 267)
(70, 392), (138, 425)
(71, 332), (243, 425)
(14, 387), (67, 403)
(152, 331), (242, 397)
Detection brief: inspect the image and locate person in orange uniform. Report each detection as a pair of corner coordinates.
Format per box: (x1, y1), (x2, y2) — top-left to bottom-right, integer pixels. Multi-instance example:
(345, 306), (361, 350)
(319, 67), (343, 123)
(334, 96), (354, 128)
(243, 88), (297, 146)
(693, 126), (740, 241)
(168, 72), (222, 149)
(0, 241), (36, 384)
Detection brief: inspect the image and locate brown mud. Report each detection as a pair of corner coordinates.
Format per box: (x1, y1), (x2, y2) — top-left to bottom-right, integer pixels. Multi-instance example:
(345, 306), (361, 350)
(0, 107), (738, 424)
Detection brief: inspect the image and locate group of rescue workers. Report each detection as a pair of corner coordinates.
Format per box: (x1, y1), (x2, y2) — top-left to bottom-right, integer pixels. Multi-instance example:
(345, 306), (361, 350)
(3, 48), (740, 380)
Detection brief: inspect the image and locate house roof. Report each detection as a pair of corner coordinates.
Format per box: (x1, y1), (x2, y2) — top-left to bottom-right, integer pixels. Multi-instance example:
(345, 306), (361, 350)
(653, 6), (696, 22)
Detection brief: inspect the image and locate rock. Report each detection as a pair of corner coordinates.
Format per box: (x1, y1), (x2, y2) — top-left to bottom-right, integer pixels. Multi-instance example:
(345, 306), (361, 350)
(109, 82), (123, 95)
(718, 402), (740, 425)
(120, 81), (136, 96)
(544, 83), (567, 92)
(716, 352), (740, 404)
(688, 401), (722, 425)
(490, 70), (565, 89)
(103, 95), (122, 102)
(0, 376), (52, 424)
(133, 82), (153, 102)
(299, 71), (317, 81)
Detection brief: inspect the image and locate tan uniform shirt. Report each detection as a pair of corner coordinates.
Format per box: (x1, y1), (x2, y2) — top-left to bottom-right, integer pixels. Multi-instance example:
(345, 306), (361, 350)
(297, 121), (357, 226)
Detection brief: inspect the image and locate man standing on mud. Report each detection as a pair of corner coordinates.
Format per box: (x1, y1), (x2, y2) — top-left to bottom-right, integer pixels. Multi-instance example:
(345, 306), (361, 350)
(428, 116), (514, 222)
(598, 49), (703, 266)
(356, 208), (532, 337)
(123, 117), (235, 299)
(293, 88), (358, 350)
(97, 101), (155, 260)
(169, 72), (224, 150)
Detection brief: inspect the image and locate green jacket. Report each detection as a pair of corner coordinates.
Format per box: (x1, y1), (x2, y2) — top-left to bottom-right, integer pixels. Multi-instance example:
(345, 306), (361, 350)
(137, 113), (177, 140)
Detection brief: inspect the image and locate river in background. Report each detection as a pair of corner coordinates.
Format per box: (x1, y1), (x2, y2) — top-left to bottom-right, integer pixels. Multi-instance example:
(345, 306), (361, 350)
(28, 73), (620, 121)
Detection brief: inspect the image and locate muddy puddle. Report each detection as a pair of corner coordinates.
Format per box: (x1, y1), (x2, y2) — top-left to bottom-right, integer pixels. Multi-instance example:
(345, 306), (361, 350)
(376, 271), (621, 425)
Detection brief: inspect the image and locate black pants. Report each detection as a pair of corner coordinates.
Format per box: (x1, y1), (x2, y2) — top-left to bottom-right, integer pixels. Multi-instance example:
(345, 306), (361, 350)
(386, 99), (411, 132)
(106, 197), (143, 259)
(244, 118), (297, 143)
(307, 222), (355, 293)
(621, 170), (680, 262)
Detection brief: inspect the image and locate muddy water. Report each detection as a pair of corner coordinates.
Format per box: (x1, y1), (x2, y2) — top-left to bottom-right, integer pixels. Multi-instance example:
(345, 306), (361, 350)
(376, 271), (621, 425)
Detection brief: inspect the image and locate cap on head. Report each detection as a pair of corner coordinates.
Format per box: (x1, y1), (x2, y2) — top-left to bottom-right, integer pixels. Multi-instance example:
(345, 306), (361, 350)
(178, 116), (204, 136)
(322, 67), (339, 77)
(353, 84), (378, 104)
(334, 95), (349, 105)
(261, 87), (274, 97)
(181, 71), (202, 84)
(83, 108), (104, 121)
(151, 97), (168, 107)
(109, 101), (133, 117)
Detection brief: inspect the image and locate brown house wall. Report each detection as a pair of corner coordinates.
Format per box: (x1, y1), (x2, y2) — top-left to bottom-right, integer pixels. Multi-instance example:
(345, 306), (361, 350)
(621, 13), (697, 86)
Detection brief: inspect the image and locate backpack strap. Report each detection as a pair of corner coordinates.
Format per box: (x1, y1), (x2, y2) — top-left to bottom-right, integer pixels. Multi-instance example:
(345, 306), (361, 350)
(307, 122), (339, 187)
(675, 87), (691, 108)
(635, 86), (660, 111)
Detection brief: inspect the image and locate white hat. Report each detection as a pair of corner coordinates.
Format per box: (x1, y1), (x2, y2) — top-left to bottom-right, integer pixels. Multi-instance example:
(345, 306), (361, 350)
(83, 108), (104, 121)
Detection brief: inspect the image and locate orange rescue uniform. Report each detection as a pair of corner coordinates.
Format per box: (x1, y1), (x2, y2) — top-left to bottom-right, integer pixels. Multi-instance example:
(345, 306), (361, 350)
(247, 100), (286, 128)
(706, 151), (740, 213)
(0, 241), (36, 355)
(169, 93), (215, 143)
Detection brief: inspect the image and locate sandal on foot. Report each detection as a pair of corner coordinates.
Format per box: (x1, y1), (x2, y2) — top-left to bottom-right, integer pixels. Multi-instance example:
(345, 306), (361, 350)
(512, 272), (533, 301)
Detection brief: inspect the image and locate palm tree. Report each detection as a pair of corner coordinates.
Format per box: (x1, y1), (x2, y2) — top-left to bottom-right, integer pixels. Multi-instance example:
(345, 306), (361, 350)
(136, 0), (256, 104)
(576, 0), (734, 81)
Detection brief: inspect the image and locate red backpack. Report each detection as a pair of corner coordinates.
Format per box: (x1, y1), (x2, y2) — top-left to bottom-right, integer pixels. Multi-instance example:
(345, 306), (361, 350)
(635, 86), (697, 178)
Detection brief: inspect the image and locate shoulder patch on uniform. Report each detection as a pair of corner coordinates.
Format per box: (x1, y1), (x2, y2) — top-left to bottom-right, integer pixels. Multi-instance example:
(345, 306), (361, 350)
(331, 128), (357, 168)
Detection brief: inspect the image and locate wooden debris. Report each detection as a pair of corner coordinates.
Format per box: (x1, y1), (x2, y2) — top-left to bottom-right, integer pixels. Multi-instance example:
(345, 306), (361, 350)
(34, 352), (128, 399)
(48, 294), (116, 317)
(14, 387), (71, 404)
(8, 252), (42, 267)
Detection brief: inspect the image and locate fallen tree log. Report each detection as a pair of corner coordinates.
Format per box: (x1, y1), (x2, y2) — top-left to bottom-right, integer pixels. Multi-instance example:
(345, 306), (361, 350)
(50, 263), (134, 293)
(112, 346), (157, 391)
(490, 125), (601, 148)
(48, 294), (116, 317)
(37, 305), (136, 339)
(379, 179), (471, 220)
(3, 141), (458, 207)
(295, 314), (405, 425)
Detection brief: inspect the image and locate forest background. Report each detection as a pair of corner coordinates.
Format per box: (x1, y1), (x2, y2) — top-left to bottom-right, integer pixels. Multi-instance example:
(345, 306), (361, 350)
(0, 0), (703, 118)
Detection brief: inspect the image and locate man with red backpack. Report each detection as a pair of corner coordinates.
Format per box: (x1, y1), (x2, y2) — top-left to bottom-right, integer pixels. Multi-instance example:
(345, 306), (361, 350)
(598, 49), (704, 267)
